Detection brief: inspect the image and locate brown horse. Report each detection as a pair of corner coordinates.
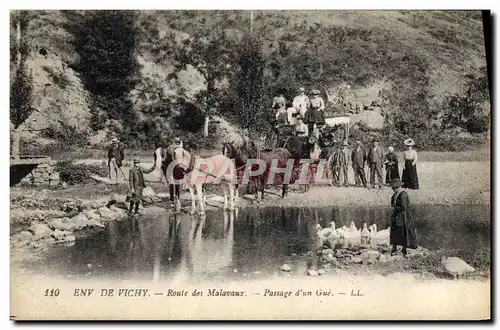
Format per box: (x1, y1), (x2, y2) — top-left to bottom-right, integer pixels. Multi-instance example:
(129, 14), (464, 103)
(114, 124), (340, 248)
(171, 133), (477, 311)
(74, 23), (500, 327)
(222, 141), (292, 202)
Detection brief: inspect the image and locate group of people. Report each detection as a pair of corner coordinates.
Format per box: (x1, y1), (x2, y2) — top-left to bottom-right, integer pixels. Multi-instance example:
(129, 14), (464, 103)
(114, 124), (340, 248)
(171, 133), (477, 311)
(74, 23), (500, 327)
(266, 87), (327, 148)
(107, 136), (185, 215)
(327, 137), (420, 190)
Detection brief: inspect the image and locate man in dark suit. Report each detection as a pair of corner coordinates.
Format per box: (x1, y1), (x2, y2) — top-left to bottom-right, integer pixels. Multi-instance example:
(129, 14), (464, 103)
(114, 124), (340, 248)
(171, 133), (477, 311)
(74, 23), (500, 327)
(367, 138), (385, 189)
(351, 140), (367, 188)
(129, 158), (146, 217)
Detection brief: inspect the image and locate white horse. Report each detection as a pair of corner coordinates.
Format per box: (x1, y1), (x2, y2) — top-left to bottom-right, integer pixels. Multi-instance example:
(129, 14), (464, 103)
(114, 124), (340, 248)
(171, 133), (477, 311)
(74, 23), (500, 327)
(172, 147), (237, 215)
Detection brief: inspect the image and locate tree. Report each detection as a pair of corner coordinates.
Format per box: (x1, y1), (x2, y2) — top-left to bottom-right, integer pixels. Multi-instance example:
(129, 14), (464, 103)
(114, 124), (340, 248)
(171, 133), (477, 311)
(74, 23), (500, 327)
(10, 10), (34, 159)
(228, 35), (266, 131)
(442, 66), (490, 133)
(71, 10), (140, 129)
(172, 28), (235, 137)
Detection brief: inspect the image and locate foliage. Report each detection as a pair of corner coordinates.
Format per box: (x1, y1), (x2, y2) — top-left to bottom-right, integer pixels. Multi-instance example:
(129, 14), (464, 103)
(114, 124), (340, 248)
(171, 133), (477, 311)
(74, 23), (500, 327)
(223, 35), (267, 130)
(10, 62), (34, 129)
(40, 124), (89, 147)
(68, 10), (140, 128)
(171, 21), (236, 117)
(174, 100), (205, 133)
(10, 11), (34, 129)
(442, 66), (490, 133)
(54, 160), (108, 184)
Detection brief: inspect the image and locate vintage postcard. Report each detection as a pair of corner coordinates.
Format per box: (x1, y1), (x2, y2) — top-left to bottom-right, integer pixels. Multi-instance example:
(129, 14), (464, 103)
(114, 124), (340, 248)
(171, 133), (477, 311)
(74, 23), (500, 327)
(9, 9), (491, 320)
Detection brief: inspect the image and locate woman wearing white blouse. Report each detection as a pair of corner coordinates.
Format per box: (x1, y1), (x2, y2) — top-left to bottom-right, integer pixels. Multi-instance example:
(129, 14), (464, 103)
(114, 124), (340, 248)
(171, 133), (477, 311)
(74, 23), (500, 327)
(401, 138), (419, 189)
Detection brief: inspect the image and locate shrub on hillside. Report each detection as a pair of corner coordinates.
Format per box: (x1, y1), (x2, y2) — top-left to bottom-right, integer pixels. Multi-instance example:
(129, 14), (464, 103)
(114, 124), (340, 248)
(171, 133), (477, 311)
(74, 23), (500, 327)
(54, 160), (108, 184)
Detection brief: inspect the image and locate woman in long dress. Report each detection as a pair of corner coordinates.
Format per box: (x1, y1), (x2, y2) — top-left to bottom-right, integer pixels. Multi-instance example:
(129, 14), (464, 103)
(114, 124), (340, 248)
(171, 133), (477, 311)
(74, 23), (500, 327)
(389, 178), (417, 258)
(401, 138), (419, 189)
(384, 146), (400, 184)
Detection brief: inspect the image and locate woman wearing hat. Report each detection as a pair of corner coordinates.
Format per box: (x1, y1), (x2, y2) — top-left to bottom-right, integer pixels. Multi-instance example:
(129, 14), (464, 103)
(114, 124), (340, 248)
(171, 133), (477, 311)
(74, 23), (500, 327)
(402, 138), (419, 190)
(293, 87), (310, 117)
(384, 146), (400, 184)
(294, 115), (309, 138)
(389, 178), (417, 257)
(304, 89), (326, 138)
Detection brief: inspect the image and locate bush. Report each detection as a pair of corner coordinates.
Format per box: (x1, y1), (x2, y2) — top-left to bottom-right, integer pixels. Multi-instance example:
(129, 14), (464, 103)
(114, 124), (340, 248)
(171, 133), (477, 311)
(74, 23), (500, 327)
(54, 160), (108, 184)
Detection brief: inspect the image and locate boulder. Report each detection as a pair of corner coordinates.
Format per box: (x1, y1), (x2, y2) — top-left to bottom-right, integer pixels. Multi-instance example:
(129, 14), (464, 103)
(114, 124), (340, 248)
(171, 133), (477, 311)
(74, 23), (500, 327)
(143, 187), (156, 197)
(308, 269), (319, 276)
(48, 218), (72, 231)
(98, 206), (115, 219)
(361, 250), (381, 260)
(29, 222), (53, 239)
(280, 264), (292, 272)
(351, 257), (363, 264)
(321, 249), (334, 257)
(83, 209), (101, 220)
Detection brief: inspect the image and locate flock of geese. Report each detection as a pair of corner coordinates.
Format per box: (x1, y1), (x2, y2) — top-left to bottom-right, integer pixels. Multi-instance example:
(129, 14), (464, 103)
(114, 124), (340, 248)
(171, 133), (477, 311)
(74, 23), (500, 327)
(316, 221), (390, 249)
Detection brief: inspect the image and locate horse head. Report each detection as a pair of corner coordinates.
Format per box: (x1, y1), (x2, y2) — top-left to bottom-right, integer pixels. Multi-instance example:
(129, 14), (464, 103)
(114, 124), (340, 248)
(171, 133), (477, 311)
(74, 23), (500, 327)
(222, 141), (236, 159)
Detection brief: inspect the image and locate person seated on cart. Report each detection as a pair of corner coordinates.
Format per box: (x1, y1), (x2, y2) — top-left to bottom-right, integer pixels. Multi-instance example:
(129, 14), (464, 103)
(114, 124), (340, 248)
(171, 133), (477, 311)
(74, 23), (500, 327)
(293, 87), (310, 117)
(304, 89), (326, 138)
(272, 93), (286, 111)
(295, 115), (309, 138)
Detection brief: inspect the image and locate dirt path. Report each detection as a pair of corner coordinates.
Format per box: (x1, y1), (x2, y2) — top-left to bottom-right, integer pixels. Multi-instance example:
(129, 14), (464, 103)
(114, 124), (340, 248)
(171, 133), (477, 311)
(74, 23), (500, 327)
(12, 160), (489, 207)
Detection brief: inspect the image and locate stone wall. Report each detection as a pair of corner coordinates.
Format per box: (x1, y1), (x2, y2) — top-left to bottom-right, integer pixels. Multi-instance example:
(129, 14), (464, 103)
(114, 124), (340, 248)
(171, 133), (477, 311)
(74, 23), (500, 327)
(20, 161), (60, 187)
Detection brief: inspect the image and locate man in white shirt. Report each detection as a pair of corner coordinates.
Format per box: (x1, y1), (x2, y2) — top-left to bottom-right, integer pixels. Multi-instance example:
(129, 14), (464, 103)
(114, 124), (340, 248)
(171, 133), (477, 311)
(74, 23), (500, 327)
(293, 87), (310, 116)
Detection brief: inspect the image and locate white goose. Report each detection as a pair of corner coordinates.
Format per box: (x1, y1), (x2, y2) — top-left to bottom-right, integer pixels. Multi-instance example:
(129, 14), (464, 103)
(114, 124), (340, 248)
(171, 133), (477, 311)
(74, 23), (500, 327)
(343, 222), (361, 248)
(316, 222), (337, 248)
(360, 223), (370, 245)
(369, 224), (390, 247)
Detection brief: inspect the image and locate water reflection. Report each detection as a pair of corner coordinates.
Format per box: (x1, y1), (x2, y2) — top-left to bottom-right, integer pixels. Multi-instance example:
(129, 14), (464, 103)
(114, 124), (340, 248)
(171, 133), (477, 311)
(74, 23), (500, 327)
(32, 205), (490, 281)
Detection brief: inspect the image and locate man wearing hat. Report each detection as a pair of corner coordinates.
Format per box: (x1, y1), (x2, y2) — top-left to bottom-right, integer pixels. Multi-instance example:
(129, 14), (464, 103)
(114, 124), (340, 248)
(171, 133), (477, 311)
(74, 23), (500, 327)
(337, 140), (351, 187)
(107, 137), (126, 184)
(351, 140), (367, 187)
(293, 87), (310, 117)
(294, 115), (309, 138)
(128, 158), (146, 216)
(367, 138), (385, 189)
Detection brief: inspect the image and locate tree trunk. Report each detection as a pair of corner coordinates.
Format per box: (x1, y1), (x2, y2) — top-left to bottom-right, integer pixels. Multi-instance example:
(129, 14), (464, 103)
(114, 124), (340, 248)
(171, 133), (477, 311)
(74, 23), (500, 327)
(203, 114), (210, 137)
(16, 19), (21, 68)
(11, 126), (20, 160)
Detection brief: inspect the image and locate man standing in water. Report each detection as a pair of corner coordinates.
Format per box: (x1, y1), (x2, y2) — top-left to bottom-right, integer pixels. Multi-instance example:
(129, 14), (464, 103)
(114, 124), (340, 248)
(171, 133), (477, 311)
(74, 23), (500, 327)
(389, 178), (417, 258)
(129, 158), (146, 218)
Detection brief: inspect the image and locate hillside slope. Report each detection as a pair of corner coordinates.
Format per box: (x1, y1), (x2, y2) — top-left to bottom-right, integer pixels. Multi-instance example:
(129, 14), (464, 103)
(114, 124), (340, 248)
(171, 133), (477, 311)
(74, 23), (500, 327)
(11, 10), (489, 152)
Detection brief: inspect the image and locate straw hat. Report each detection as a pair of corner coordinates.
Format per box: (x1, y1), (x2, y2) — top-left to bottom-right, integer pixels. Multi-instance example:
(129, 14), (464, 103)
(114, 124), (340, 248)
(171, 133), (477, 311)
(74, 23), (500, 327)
(404, 138), (415, 146)
(112, 138), (118, 143)
(390, 178), (403, 188)
(297, 115), (304, 120)
(299, 87), (305, 92)
(355, 140), (362, 145)
(133, 158), (141, 164)
(310, 89), (320, 96)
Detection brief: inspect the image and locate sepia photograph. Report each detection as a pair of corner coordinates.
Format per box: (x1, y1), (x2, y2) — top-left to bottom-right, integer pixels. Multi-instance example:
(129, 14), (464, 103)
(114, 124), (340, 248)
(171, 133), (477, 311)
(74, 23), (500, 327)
(9, 8), (491, 320)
